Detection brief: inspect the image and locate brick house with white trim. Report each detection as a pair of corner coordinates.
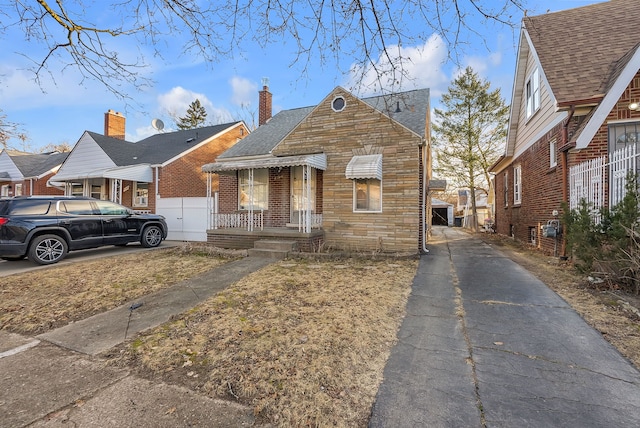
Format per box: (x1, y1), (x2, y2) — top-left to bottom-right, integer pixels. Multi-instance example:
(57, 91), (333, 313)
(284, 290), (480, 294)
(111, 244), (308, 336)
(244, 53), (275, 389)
(490, 0), (640, 255)
(203, 84), (434, 253)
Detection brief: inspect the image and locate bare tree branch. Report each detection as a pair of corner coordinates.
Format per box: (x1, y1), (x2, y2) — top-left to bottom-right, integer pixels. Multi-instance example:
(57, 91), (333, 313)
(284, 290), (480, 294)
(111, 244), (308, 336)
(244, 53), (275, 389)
(1, 1), (527, 97)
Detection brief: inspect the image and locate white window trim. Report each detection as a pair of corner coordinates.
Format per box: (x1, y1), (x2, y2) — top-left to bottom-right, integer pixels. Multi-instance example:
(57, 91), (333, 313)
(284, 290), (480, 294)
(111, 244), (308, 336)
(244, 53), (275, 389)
(525, 68), (540, 119)
(513, 165), (522, 205)
(550, 139), (557, 168)
(133, 182), (149, 207)
(353, 178), (382, 213)
(238, 169), (269, 211)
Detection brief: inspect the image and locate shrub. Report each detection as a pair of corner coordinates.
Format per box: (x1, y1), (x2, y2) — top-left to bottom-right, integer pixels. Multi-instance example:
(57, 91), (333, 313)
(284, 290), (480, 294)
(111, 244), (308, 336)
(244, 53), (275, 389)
(563, 175), (640, 294)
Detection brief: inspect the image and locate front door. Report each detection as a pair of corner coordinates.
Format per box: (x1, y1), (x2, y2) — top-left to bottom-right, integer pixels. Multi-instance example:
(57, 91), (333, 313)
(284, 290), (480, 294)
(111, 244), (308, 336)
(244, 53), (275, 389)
(290, 165), (316, 224)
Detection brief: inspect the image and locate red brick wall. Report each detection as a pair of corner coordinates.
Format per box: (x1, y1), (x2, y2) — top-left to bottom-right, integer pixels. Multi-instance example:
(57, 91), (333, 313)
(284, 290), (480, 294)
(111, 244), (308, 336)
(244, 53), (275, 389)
(494, 121), (567, 254)
(159, 126), (246, 199)
(495, 71), (640, 254)
(25, 174), (65, 195)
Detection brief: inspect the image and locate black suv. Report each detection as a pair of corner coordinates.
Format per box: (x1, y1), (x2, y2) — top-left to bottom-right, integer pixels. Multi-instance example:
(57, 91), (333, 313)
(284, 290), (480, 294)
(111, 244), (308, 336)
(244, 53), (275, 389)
(0, 196), (168, 265)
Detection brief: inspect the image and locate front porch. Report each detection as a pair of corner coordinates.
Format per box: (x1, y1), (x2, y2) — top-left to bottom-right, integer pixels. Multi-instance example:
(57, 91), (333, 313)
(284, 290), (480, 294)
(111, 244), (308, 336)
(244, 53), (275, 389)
(206, 227), (325, 252)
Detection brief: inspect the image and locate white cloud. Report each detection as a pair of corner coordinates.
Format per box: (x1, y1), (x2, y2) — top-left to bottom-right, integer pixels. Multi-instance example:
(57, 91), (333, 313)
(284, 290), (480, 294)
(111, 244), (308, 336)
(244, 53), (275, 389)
(156, 86), (234, 126)
(345, 34), (450, 97)
(230, 77), (258, 107)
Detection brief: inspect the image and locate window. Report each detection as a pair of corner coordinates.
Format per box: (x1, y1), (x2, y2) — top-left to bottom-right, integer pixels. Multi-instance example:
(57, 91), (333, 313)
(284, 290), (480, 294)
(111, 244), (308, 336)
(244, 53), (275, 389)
(513, 165), (522, 205)
(526, 68), (540, 118)
(61, 200), (94, 215)
(550, 139), (557, 168)
(90, 183), (102, 200)
(1, 185), (10, 198)
(332, 96), (346, 112)
(609, 121), (640, 151)
(503, 172), (508, 207)
(95, 200), (131, 216)
(354, 178), (381, 212)
(133, 182), (149, 207)
(14, 183), (23, 196)
(69, 183), (83, 196)
(239, 169), (268, 210)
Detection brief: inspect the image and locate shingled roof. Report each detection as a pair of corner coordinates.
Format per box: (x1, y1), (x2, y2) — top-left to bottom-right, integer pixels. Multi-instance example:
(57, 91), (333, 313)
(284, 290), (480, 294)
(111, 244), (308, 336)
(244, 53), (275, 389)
(217, 87), (430, 160)
(89, 122), (242, 166)
(8, 152), (69, 178)
(525, 0), (640, 105)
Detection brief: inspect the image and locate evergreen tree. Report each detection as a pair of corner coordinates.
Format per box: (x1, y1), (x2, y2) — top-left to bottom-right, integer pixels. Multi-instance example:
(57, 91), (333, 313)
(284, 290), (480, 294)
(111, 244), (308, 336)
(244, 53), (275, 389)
(433, 66), (509, 231)
(177, 99), (208, 130)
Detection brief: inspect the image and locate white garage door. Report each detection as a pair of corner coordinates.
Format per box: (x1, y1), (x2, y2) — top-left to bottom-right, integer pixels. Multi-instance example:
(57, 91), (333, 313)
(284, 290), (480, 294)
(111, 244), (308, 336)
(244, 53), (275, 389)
(156, 197), (209, 242)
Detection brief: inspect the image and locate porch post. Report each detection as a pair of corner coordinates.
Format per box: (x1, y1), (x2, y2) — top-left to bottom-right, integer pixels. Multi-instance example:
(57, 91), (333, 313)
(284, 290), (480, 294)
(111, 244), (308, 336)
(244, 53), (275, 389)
(248, 168), (254, 232)
(304, 164), (312, 233)
(110, 179), (122, 204)
(206, 173), (212, 230)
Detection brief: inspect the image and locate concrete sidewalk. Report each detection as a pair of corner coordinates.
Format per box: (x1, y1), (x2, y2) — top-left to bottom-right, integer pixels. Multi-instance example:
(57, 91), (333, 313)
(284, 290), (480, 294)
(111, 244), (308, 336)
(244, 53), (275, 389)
(369, 227), (640, 427)
(0, 256), (273, 428)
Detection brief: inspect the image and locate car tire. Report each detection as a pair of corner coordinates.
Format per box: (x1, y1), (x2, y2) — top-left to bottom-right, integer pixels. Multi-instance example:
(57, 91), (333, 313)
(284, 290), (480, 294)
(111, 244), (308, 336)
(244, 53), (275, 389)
(28, 234), (68, 265)
(141, 225), (163, 248)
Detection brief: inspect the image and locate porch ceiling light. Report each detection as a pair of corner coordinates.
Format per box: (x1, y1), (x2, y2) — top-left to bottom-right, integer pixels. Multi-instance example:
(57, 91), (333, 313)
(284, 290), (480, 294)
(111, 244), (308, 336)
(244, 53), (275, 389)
(629, 102), (640, 111)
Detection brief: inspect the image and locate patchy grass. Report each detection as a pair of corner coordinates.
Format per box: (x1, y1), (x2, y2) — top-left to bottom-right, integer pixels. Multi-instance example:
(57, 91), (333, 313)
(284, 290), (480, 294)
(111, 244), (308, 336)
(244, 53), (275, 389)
(0, 247), (234, 335)
(107, 258), (417, 426)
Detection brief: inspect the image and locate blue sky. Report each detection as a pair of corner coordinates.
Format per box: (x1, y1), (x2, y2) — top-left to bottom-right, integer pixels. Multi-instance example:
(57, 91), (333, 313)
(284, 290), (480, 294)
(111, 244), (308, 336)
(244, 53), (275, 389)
(1, 0), (602, 151)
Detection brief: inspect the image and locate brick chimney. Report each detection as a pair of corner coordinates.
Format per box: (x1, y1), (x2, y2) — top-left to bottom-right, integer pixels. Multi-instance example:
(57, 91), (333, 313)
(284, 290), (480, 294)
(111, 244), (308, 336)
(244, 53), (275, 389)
(104, 109), (126, 140)
(258, 78), (272, 126)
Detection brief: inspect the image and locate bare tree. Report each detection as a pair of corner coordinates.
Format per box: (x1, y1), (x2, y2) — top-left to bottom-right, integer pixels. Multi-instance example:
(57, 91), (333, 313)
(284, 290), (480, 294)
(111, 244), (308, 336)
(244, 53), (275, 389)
(1, 1), (526, 97)
(433, 67), (508, 231)
(0, 109), (27, 151)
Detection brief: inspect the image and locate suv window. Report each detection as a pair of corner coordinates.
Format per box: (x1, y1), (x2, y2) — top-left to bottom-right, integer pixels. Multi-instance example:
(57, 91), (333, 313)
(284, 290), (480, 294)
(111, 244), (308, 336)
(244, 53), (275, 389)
(95, 200), (132, 216)
(6, 200), (52, 215)
(60, 200), (95, 215)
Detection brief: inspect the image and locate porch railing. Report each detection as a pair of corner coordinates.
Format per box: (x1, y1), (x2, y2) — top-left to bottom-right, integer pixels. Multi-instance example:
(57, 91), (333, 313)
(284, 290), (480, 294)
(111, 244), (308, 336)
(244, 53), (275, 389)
(213, 211), (264, 231)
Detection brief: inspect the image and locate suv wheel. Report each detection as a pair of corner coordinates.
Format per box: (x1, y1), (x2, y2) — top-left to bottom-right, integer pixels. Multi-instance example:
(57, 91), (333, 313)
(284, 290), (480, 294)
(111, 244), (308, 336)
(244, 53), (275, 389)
(141, 225), (163, 248)
(29, 234), (68, 265)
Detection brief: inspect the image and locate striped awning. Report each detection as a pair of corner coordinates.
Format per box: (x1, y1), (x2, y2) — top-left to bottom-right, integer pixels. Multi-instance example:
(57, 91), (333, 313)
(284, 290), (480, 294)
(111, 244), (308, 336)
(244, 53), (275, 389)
(202, 153), (327, 173)
(345, 154), (382, 180)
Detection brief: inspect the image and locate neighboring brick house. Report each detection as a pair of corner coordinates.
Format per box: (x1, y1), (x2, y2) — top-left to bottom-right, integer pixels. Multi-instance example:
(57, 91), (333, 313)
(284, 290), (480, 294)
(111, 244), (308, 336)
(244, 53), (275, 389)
(0, 150), (68, 198)
(490, 0), (640, 255)
(49, 110), (248, 240)
(203, 85), (433, 253)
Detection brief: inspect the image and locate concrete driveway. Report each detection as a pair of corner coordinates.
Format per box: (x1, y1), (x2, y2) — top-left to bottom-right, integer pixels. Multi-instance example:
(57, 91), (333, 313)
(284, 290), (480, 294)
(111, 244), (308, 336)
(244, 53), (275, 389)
(370, 226), (640, 427)
(0, 241), (182, 277)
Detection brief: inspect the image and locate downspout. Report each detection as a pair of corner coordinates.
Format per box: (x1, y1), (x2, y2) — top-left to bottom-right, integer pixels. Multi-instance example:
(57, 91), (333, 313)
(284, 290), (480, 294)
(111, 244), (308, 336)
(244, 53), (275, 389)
(560, 105), (575, 258)
(155, 166), (160, 199)
(421, 140), (429, 254)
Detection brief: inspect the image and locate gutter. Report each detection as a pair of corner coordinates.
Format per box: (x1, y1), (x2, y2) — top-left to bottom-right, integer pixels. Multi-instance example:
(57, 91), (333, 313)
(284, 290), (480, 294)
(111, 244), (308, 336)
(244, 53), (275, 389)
(559, 105), (575, 258)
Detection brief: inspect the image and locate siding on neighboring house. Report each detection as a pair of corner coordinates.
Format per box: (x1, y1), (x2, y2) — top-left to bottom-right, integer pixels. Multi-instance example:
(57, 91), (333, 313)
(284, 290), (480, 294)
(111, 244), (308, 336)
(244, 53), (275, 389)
(491, 0), (640, 256)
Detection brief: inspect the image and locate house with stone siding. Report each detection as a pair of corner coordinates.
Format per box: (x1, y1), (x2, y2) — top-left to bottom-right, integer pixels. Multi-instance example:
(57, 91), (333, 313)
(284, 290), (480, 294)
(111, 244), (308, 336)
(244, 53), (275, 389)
(49, 110), (248, 240)
(202, 84), (434, 254)
(490, 0), (640, 255)
(0, 150), (68, 198)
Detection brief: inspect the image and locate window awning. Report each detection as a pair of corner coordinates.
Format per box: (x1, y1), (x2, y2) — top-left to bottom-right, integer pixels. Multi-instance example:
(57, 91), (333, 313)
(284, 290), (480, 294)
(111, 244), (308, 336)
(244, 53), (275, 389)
(202, 153), (327, 173)
(345, 154), (382, 180)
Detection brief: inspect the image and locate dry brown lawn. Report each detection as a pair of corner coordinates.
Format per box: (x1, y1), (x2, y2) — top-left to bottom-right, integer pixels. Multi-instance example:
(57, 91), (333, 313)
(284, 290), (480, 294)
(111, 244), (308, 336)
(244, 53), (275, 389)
(3, 237), (639, 427)
(0, 246), (233, 334)
(107, 257), (417, 426)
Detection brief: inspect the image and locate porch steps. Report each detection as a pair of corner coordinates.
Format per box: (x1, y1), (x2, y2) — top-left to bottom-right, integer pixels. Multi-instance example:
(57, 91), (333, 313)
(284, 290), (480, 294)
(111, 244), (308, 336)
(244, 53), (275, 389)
(248, 240), (297, 259)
